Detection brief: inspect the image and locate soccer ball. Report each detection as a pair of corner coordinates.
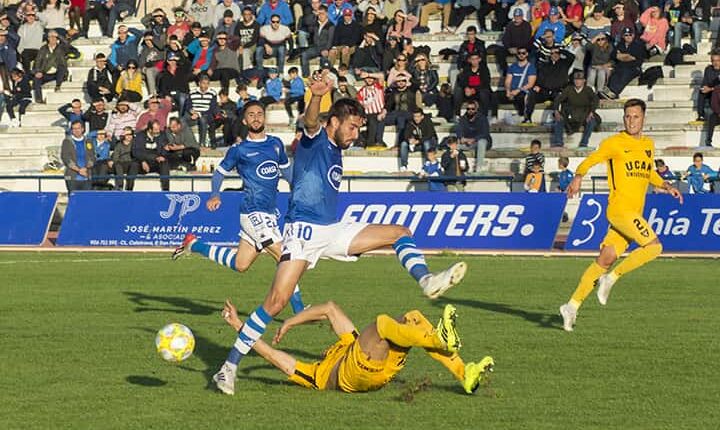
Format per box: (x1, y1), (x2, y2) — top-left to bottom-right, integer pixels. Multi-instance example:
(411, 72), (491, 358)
(155, 323), (195, 362)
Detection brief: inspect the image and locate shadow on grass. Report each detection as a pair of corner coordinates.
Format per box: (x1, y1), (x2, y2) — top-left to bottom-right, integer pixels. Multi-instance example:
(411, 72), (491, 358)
(124, 291), (223, 315)
(126, 375), (167, 387)
(432, 298), (563, 329)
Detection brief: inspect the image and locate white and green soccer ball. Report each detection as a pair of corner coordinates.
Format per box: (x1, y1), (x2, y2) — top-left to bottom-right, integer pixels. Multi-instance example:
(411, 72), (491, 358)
(155, 323), (195, 362)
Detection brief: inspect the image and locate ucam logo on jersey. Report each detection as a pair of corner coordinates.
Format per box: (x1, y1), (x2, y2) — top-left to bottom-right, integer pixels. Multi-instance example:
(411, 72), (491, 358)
(58, 192), (246, 247)
(256, 160), (279, 180)
(565, 194), (720, 252)
(338, 192), (566, 249)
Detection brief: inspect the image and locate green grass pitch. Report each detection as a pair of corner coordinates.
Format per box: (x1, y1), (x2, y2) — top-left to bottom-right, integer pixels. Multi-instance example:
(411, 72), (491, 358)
(1, 252), (718, 429)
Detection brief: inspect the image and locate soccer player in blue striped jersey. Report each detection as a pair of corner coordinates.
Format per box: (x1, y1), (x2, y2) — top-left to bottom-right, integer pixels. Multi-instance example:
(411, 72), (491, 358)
(213, 78), (467, 395)
(172, 101), (305, 314)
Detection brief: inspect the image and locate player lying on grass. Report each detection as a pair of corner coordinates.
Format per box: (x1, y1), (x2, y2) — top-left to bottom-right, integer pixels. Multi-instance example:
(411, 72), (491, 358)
(560, 98), (683, 332)
(220, 299), (494, 394)
(213, 78), (468, 394)
(172, 101), (305, 314)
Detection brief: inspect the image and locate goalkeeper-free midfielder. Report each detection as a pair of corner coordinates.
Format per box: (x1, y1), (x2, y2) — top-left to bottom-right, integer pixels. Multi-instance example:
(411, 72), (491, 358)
(220, 300), (494, 394)
(560, 99), (683, 332)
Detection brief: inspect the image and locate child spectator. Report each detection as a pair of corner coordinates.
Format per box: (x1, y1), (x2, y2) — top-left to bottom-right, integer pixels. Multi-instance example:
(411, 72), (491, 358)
(523, 139), (545, 191)
(441, 136), (469, 192)
(683, 152), (716, 194)
(260, 68), (282, 107)
(284, 66), (305, 125)
(418, 147), (445, 191)
(524, 161), (543, 192)
(654, 159), (677, 194)
(91, 129), (112, 189)
(556, 156), (574, 192)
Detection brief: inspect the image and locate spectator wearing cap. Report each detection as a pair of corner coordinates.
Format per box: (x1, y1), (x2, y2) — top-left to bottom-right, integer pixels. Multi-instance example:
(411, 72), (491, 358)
(61, 120), (96, 191)
(356, 70), (386, 146)
(257, 0), (294, 26)
(87, 53), (115, 102)
(183, 73), (218, 147)
(609, 3), (633, 43)
(32, 29), (68, 103)
(601, 26), (645, 99)
(382, 75), (418, 147)
(112, 126), (136, 190)
(448, 0), (482, 33)
(500, 46), (536, 123)
(18, 10), (44, 73)
(328, 0), (354, 26)
(108, 25), (141, 75)
(417, 0), (451, 33)
(115, 59), (143, 102)
(551, 71), (599, 148)
(527, 46), (575, 120)
(640, 6), (669, 55)
(300, 6), (333, 77)
(235, 7), (260, 70)
(187, 0), (216, 32)
(164, 117), (200, 170)
(259, 67), (283, 106)
(586, 32), (613, 91)
(495, 8), (532, 76)
(456, 26), (487, 71)
(351, 32), (383, 73)
(187, 31), (216, 77)
(674, 0), (711, 49)
(138, 33), (163, 96)
(136, 95), (172, 132)
(330, 8), (362, 68)
(105, 98), (139, 143)
(140, 8), (171, 49)
(168, 7), (191, 41)
(508, 0), (531, 23)
(84, 98), (110, 133)
(386, 10), (417, 40)
(581, 6), (611, 40)
(158, 53), (192, 116)
(91, 128), (113, 189)
(454, 52), (492, 117)
(411, 53), (439, 107)
(562, 0), (583, 33)
(257, 13), (292, 75)
(7, 67), (31, 127)
(214, 0), (241, 25)
(131, 119), (170, 191)
(216, 9), (238, 36)
(0, 29), (18, 90)
(399, 108), (437, 171)
(456, 99), (492, 171)
(441, 137), (469, 192)
(82, 0), (110, 38)
(108, 0), (135, 35)
(535, 6), (565, 43)
(208, 31), (241, 93)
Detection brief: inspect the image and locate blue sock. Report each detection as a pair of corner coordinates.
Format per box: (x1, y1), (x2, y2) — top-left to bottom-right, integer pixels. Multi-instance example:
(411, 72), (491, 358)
(393, 236), (430, 282)
(191, 241), (237, 271)
(226, 305), (272, 367)
(289, 285), (305, 314)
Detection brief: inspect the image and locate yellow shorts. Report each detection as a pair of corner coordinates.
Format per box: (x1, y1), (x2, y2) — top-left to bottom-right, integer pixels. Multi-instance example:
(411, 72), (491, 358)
(336, 339), (406, 393)
(288, 332), (356, 390)
(601, 210), (657, 256)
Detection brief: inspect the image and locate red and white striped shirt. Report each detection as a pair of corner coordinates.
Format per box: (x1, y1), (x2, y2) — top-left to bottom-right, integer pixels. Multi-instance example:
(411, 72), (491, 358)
(356, 82), (385, 115)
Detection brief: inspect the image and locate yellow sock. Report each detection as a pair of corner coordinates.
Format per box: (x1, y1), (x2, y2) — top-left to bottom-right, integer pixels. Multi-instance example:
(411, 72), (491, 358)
(612, 243), (662, 278)
(569, 262), (607, 309)
(376, 314), (444, 349)
(426, 351), (465, 382)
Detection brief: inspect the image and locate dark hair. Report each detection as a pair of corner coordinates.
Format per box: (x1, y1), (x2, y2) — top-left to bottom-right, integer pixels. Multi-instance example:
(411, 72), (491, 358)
(338, 76), (348, 83)
(169, 117), (182, 126)
(624, 98), (646, 113)
(146, 119), (160, 130)
(242, 6), (254, 13)
(288, 66), (299, 74)
(655, 159), (665, 167)
(219, 89), (229, 97)
(559, 156), (569, 167)
(236, 83), (248, 92)
(271, 13), (281, 20)
(217, 30), (227, 36)
(70, 120), (84, 129)
(242, 100), (265, 115)
(123, 126), (134, 137)
(413, 107), (424, 115)
(71, 98), (81, 104)
(318, 4), (328, 11)
(531, 139), (542, 148)
(446, 136), (458, 145)
(328, 98), (365, 123)
(467, 25), (477, 33)
(693, 152), (704, 160)
(126, 59), (138, 68)
(711, 47), (720, 56)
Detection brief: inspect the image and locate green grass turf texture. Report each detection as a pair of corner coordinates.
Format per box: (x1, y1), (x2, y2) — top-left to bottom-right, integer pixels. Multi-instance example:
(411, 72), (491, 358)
(1, 252), (718, 429)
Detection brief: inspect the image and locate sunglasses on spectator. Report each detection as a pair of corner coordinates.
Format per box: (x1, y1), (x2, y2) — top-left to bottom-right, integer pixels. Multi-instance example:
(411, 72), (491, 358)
(517, 51), (528, 55)
(127, 65), (137, 69)
(217, 36), (227, 40)
(271, 20), (280, 23)
(397, 58), (407, 62)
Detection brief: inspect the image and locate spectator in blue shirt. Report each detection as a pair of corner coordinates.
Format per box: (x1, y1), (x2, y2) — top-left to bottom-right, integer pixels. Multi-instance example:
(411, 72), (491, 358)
(58, 99), (86, 133)
(502, 47), (536, 122)
(655, 159), (676, 180)
(235, 83), (258, 113)
(684, 152), (716, 194)
(535, 7), (565, 43)
(284, 67), (305, 125)
(328, 0), (354, 26)
(108, 25), (142, 72)
(556, 156), (574, 192)
(256, 0), (294, 26)
(91, 129), (113, 189)
(418, 147), (446, 191)
(259, 68), (283, 107)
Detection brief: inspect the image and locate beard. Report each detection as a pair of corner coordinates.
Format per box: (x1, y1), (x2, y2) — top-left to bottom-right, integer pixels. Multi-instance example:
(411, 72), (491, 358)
(333, 128), (353, 149)
(247, 123), (265, 134)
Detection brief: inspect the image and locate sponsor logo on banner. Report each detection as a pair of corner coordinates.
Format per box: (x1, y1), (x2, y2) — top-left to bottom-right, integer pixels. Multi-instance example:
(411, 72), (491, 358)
(566, 194), (720, 252)
(160, 194), (201, 223)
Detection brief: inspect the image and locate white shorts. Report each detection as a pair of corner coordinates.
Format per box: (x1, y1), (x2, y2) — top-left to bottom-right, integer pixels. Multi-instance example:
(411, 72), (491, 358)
(281, 221), (369, 269)
(239, 211), (283, 252)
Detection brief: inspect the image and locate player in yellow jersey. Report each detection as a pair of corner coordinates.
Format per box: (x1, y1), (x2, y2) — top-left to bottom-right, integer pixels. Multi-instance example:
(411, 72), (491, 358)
(220, 299), (494, 394)
(559, 99), (683, 332)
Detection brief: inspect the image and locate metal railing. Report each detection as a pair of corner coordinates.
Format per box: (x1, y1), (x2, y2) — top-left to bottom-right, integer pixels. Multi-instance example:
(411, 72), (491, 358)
(0, 174), (516, 192)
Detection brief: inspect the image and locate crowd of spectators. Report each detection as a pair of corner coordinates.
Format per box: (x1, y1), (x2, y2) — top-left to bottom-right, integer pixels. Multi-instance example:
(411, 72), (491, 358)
(0, 0), (717, 191)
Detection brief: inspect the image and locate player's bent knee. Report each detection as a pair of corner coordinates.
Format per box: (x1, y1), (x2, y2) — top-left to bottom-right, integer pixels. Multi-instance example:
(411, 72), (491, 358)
(395, 225), (413, 240)
(234, 260), (252, 272)
(645, 242), (663, 256)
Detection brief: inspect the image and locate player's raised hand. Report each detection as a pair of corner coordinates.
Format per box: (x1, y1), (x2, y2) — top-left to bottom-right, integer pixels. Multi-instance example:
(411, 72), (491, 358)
(222, 299), (243, 331)
(567, 175), (583, 199)
(206, 195), (222, 211)
(273, 322), (291, 345)
(309, 76), (333, 97)
(667, 185), (684, 205)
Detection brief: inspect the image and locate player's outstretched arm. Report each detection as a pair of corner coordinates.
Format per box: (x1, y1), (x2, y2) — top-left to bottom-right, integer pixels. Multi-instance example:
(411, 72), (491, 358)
(568, 140), (615, 198)
(649, 170), (684, 204)
(274, 301), (356, 345)
(304, 77), (334, 136)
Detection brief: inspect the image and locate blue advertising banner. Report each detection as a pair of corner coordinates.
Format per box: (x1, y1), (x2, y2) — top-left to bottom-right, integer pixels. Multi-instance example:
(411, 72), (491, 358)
(0, 192), (58, 245)
(58, 192), (567, 249)
(566, 194), (720, 252)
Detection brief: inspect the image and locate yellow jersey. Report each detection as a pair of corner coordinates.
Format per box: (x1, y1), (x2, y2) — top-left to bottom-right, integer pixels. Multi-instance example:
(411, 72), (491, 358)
(576, 131), (665, 214)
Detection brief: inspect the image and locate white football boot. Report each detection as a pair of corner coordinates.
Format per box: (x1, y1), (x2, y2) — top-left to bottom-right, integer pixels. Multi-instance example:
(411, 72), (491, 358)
(596, 273), (618, 306)
(420, 262), (467, 299)
(559, 304), (577, 332)
(213, 363), (236, 395)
